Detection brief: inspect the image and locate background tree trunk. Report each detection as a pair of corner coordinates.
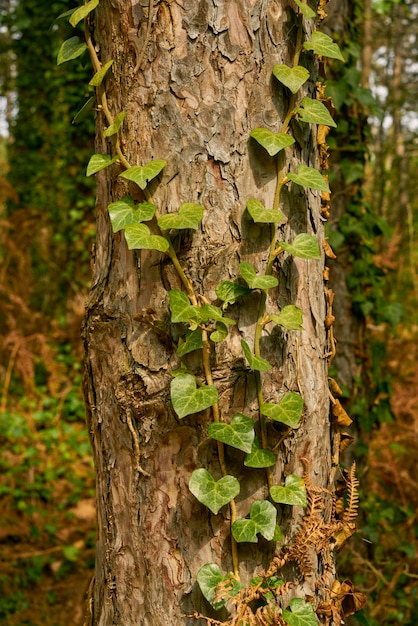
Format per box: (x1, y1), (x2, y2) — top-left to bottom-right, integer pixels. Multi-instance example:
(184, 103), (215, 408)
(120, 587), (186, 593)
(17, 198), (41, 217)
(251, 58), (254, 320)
(83, 2), (338, 624)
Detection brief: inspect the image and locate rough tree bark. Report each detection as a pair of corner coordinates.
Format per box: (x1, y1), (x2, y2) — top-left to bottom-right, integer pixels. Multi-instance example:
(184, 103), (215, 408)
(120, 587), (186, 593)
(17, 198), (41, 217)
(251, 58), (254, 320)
(83, 2), (343, 624)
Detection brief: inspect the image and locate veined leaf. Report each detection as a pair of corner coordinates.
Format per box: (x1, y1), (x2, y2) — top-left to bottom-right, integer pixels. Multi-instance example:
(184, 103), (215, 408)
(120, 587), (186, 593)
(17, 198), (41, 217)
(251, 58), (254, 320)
(287, 165), (330, 192)
(171, 373), (218, 419)
(244, 438), (276, 468)
(303, 31), (345, 62)
(232, 500), (277, 543)
(261, 392), (304, 427)
(272, 64), (310, 94)
(124, 223), (169, 252)
(279, 233), (321, 260)
(168, 290), (194, 323)
(69, 0), (99, 26)
(157, 203), (204, 230)
(57, 37), (87, 65)
(241, 340), (271, 372)
(250, 128), (295, 156)
(196, 565), (242, 610)
(282, 597), (318, 626)
(268, 305), (303, 330)
(270, 475), (307, 507)
(198, 304), (235, 326)
(89, 60), (114, 86)
(294, 0), (316, 18)
(208, 414), (255, 453)
(247, 198), (284, 224)
(119, 159), (167, 190)
(215, 281), (252, 308)
(176, 329), (203, 357)
(210, 321), (229, 343)
(103, 111), (126, 137)
(108, 197), (155, 232)
(86, 153), (118, 176)
(296, 97), (337, 128)
(189, 469), (240, 515)
(239, 262), (278, 290)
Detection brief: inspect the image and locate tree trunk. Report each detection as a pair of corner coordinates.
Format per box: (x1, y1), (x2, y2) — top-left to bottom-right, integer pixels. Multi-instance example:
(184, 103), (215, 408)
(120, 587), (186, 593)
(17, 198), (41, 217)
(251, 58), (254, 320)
(83, 2), (343, 624)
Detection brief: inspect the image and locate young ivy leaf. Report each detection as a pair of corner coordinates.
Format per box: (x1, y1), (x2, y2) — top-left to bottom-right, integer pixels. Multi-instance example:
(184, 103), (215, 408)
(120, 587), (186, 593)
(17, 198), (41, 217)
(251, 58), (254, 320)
(282, 598), (318, 626)
(196, 565), (242, 611)
(279, 233), (321, 260)
(303, 31), (345, 62)
(69, 0), (99, 27)
(241, 340), (272, 372)
(124, 223), (169, 252)
(231, 500), (277, 543)
(272, 64), (310, 94)
(208, 413), (255, 454)
(268, 305), (303, 331)
(86, 153), (118, 176)
(239, 262), (278, 290)
(293, 0), (316, 18)
(244, 438), (276, 468)
(215, 281), (252, 308)
(170, 373), (218, 419)
(119, 159), (167, 190)
(89, 60), (114, 87)
(103, 111), (126, 138)
(108, 197), (156, 232)
(261, 392), (304, 428)
(250, 128), (295, 157)
(210, 321), (229, 343)
(296, 97), (337, 128)
(57, 37), (87, 65)
(157, 203), (204, 230)
(247, 199), (284, 224)
(176, 329), (203, 357)
(270, 475), (307, 507)
(287, 164), (330, 193)
(189, 469), (240, 515)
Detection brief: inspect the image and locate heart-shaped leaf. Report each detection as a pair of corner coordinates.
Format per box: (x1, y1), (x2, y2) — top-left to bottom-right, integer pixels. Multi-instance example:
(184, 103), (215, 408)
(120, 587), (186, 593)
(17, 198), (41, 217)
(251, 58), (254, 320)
(279, 233), (321, 259)
(250, 128), (295, 156)
(215, 281), (252, 308)
(239, 262), (278, 290)
(119, 159), (167, 190)
(189, 469), (240, 514)
(124, 223), (169, 252)
(294, 0), (316, 18)
(232, 500), (277, 543)
(270, 475), (307, 507)
(197, 564), (242, 610)
(210, 322), (229, 343)
(296, 97), (337, 128)
(89, 60), (114, 87)
(268, 305), (303, 330)
(86, 153), (118, 176)
(261, 392), (304, 427)
(282, 598), (318, 626)
(69, 0), (98, 26)
(157, 203), (204, 230)
(171, 373), (218, 419)
(247, 199), (284, 224)
(57, 37), (87, 65)
(244, 438), (276, 468)
(108, 197), (156, 232)
(272, 64), (310, 94)
(241, 340), (271, 372)
(303, 31), (345, 62)
(287, 165), (330, 192)
(176, 329), (203, 357)
(103, 111), (126, 137)
(208, 414), (255, 453)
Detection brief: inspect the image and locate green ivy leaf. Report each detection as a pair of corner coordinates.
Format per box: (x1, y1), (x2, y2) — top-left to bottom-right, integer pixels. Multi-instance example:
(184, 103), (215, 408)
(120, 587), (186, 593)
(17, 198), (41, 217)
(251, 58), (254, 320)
(247, 199), (284, 224)
(196, 564), (226, 610)
(124, 223), (169, 252)
(189, 469), (240, 515)
(208, 414), (255, 453)
(287, 164), (330, 192)
(293, 0), (316, 18)
(86, 153), (118, 176)
(241, 340), (271, 372)
(171, 373), (218, 419)
(119, 159), (167, 190)
(282, 598), (318, 626)
(215, 281), (252, 308)
(272, 64), (310, 94)
(57, 37), (87, 65)
(198, 304), (235, 326)
(232, 500), (277, 543)
(72, 96), (95, 124)
(296, 98), (337, 128)
(272, 525), (283, 542)
(108, 197), (155, 232)
(270, 475), (307, 507)
(244, 438), (276, 468)
(69, 0), (99, 26)
(176, 329), (203, 357)
(89, 60), (114, 86)
(250, 128), (295, 156)
(210, 322), (229, 343)
(261, 392), (304, 427)
(239, 262), (278, 290)
(279, 233), (321, 259)
(168, 290), (194, 323)
(157, 203), (204, 230)
(268, 305), (303, 330)
(303, 31), (345, 62)
(103, 111), (126, 137)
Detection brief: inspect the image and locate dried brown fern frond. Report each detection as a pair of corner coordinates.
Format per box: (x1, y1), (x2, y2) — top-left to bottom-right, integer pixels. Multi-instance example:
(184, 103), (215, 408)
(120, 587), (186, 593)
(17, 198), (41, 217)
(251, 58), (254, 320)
(342, 462), (359, 525)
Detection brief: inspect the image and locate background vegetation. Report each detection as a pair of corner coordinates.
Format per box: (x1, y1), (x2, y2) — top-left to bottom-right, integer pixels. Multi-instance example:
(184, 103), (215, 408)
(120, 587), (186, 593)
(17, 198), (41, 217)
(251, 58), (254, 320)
(0, 0), (416, 624)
